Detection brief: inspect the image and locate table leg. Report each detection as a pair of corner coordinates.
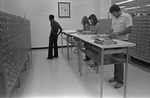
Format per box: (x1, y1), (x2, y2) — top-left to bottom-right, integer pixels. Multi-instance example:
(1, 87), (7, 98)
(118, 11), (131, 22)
(78, 39), (82, 76)
(124, 48), (129, 98)
(100, 49), (104, 98)
(61, 33), (63, 52)
(77, 39), (80, 72)
(96, 62), (99, 74)
(67, 35), (70, 59)
(71, 37), (72, 51)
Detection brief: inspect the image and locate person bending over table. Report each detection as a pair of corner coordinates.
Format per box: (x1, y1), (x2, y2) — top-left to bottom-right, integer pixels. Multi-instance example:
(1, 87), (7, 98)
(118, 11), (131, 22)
(76, 16), (91, 61)
(80, 14), (100, 35)
(77, 16), (90, 33)
(79, 14), (100, 62)
(47, 14), (63, 59)
(108, 4), (133, 89)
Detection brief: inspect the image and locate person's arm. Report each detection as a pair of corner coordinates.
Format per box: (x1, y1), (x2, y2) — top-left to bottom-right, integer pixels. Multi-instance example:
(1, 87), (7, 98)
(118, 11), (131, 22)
(57, 24), (63, 36)
(81, 23), (99, 35)
(115, 26), (132, 35)
(84, 23), (90, 31)
(90, 23), (99, 34)
(50, 21), (55, 33)
(77, 23), (90, 33)
(109, 14), (133, 39)
(108, 26), (132, 38)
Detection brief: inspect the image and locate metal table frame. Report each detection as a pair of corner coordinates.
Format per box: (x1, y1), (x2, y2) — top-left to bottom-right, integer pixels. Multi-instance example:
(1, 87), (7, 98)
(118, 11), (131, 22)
(62, 31), (136, 98)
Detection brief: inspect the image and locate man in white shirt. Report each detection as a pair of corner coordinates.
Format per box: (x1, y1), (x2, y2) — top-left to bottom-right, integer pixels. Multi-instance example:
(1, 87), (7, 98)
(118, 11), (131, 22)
(108, 4), (133, 88)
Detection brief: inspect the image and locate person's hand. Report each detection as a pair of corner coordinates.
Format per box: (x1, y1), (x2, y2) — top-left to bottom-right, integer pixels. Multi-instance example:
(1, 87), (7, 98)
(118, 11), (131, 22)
(77, 29), (83, 32)
(77, 32), (83, 35)
(57, 33), (61, 36)
(77, 30), (85, 35)
(98, 34), (109, 38)
(108, 33), (116, 39)
(81, 30), (86, 34)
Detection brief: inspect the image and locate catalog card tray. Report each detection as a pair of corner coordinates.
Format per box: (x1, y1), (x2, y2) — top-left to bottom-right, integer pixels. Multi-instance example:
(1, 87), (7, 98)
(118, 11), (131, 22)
(94, 38), (117, 45)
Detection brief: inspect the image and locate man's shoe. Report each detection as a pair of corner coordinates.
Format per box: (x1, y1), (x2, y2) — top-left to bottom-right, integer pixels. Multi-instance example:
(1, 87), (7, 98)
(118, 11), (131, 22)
(90, 64), (95, 67)
(83, 59), (90, 61)
(53, 56), (58, 58)
(114, 83), (123, 89)
(47, 57), (53, 59)
(109, 78), (117, 82)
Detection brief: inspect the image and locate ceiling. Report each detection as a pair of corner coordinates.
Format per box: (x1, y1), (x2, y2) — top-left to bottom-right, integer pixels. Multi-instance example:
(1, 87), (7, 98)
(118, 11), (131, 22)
(111, 0), (150, 13)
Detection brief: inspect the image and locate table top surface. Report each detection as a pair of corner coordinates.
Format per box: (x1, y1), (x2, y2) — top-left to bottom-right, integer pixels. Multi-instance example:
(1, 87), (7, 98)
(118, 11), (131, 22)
(62, 30), (136, 49)
(62, 30), (77, 34)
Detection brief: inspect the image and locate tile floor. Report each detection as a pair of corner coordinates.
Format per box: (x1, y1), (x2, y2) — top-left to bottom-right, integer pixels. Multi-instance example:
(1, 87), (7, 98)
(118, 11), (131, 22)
(9, 48), (150, 98)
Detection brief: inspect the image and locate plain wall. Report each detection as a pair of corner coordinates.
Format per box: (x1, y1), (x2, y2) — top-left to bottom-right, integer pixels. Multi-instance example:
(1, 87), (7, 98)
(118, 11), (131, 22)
(0, 0), (1, 11)
(100, 0), (112, 19)
(1, 0), (111, 48)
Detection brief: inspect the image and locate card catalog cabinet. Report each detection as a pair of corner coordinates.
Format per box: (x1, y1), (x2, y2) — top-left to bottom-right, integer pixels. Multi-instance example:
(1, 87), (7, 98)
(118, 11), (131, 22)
(99, 17), (150, 64)
(0, 11), (31, 97)
(129, 16), (150, 63)
(98, 19), (112, 34)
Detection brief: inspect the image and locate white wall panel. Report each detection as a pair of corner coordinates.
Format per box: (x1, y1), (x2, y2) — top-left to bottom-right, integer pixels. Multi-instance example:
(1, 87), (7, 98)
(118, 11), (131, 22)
(1, 0), (111, 48)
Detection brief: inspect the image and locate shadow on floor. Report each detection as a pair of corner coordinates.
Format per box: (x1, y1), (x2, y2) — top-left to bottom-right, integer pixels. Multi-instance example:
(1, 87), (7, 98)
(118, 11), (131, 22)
(130, 57), (150, 73)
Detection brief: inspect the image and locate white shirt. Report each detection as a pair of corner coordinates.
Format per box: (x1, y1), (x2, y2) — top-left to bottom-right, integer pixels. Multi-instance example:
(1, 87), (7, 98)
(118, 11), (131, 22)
(111, 12), (133, 40)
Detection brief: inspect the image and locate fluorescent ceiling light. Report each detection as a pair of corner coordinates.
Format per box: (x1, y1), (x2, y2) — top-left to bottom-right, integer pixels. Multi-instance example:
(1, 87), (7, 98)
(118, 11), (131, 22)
(120, 6), (126, 8)
(146, 4), (150, 7)
(124, 6), (140, 10)
(116, 0), (134, 5)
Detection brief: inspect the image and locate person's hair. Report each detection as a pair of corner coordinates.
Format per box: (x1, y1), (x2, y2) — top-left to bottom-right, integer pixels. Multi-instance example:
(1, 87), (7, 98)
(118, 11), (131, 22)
(88, 14), (98, 26)
(81, 16), (90, 25)
(109, 4), (121, 13)
(49, 14), (54, 20)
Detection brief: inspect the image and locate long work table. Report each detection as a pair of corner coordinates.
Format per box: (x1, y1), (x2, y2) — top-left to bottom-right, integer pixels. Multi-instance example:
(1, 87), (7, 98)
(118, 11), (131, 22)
(62, 30), (136, 98)
(61, 30), (78, 59)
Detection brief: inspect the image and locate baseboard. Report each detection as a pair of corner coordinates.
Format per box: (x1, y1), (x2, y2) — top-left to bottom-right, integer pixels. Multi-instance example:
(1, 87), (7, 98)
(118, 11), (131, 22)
(32, 47), (48, 50)
(31, 45), (73, 50)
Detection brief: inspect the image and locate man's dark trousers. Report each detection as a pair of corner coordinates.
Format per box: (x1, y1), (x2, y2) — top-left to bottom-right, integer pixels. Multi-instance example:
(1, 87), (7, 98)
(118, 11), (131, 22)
(48, 34), (58, 58)
(113, 53), (124, 83)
